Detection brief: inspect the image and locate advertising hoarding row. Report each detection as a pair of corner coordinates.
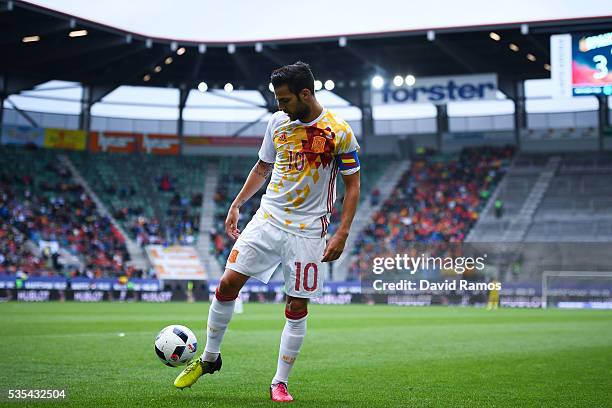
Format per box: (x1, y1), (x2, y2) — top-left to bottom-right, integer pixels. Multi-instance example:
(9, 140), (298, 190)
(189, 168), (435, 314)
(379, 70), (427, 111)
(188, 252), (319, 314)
(1, 127), (263, 154)
(1, 126), (87, 150)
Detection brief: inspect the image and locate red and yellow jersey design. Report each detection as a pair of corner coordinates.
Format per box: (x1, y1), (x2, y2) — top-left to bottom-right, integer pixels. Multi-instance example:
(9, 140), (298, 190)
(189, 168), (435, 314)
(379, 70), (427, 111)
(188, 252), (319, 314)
(257, 109), (360, 238)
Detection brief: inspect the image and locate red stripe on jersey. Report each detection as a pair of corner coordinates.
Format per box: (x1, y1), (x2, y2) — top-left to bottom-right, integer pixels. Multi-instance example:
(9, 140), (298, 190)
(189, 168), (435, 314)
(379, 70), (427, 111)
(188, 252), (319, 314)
(320, 216), (328, 237)
(320, 216), (326, 238)
(331, 162), (338, 210)
(326, 162), (333, 212)
(327, 161), (338, 213)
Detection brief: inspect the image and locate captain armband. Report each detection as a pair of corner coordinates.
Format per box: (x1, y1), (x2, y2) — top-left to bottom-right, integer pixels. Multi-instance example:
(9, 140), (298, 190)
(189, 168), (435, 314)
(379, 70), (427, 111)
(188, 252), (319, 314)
(336, 151), (360, 174)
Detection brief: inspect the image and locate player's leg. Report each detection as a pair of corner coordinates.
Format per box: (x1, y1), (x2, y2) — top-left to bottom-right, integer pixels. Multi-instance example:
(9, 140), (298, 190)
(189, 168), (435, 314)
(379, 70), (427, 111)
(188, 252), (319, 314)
(271, 232), (325, 401)
(175, 215), (281, 389)
(271, 295), (308, 402)
(201, 268), (249, 363)
(174, 268), (248, 389)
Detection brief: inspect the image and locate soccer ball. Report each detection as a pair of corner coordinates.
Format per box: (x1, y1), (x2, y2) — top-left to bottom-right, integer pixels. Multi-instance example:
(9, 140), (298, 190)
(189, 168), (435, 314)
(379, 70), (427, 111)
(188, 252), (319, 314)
(154, 325), (198, 367)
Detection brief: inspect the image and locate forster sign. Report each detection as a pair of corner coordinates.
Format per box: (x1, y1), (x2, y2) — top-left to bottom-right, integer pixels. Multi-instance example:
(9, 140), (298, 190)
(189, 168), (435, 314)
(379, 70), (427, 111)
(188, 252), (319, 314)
(372, 74), (498, 105)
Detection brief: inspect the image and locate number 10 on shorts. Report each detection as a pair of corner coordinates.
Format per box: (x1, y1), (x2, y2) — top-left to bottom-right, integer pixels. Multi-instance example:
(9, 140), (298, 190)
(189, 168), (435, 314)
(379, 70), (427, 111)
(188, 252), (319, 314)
(294, 262), (318, 292)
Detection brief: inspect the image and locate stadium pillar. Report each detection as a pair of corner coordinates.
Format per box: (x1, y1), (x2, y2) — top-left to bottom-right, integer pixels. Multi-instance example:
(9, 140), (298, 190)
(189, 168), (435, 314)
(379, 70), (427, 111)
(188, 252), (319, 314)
(0, 94), (4, 131)
(0, 75), (7, 133)
(435, 104), (448, 152)
(178, 87), (188, 156)
(597, 95), (609, 152)
(79, 85), (92, 133)
(333, 82), (373, 154)
(513, 80), (526, 150)
(358, 81), (374, 154)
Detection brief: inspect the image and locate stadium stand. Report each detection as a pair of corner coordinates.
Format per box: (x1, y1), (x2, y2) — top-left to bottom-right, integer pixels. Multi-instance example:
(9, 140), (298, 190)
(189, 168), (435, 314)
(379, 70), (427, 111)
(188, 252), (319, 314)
(464, 152), (612, 283)
(1, 145), (394, 275)
(4, 142), (610, 284)
(0, 145), (132, 278)
(468, 152), (612, 243)
(525, 153), (612, 242)
(348, 146), (515, 280)
(68, 152), (209, 246)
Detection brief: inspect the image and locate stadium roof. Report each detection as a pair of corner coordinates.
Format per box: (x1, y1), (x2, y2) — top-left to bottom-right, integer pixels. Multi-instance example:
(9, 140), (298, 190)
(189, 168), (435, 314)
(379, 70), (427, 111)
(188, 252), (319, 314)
(17, 0), (612, 43)
(1, 0), (612, 104)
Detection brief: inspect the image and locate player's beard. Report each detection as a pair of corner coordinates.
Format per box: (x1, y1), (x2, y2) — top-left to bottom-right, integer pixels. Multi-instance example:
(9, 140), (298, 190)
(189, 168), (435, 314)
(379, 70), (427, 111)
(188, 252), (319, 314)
(292, 99), (311, 122)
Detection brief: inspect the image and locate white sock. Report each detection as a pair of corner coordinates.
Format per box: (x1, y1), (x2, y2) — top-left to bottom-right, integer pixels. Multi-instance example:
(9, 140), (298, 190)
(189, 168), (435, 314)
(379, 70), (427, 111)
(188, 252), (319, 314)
(272, 314), (307, 385)
(201, 290), (236, 363)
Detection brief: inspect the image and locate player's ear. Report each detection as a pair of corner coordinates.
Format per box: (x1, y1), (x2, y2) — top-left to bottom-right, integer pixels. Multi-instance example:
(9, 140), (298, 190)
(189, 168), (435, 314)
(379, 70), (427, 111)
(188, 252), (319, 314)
(300, 88), (312, 100)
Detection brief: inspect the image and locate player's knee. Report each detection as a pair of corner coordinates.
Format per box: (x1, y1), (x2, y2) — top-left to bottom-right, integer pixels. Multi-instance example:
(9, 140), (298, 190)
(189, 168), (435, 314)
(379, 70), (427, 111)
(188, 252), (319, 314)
(286, 298), (308, 314)
(218, 275), (240, 299)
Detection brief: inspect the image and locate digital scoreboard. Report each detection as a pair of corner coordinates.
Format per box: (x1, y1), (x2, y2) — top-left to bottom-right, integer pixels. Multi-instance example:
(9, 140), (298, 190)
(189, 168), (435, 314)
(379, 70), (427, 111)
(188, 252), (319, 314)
(552, 32), (612, 97)
(573, 32), (612, 96)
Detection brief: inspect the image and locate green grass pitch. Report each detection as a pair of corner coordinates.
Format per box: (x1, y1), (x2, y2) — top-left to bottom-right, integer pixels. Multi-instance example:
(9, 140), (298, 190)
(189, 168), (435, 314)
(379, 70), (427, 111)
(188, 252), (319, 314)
(0, 302), (610, 407)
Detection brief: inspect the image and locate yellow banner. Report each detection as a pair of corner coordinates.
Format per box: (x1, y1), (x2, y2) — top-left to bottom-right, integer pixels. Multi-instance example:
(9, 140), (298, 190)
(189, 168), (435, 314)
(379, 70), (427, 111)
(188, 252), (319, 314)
(43, 128), (87, 150)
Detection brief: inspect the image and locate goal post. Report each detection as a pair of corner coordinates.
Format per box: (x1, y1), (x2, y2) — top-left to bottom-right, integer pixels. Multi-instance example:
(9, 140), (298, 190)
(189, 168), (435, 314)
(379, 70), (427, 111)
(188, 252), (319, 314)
(541, 271), (612, 309)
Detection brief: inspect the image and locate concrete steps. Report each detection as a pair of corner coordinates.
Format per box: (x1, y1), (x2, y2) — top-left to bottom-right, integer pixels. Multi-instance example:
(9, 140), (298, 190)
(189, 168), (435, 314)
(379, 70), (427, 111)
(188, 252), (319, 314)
(58, 154), (150, 271)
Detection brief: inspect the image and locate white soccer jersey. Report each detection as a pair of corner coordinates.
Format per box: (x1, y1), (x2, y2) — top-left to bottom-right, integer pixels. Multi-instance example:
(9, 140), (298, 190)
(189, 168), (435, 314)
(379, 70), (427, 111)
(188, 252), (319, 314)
(256, 108), (360, 238)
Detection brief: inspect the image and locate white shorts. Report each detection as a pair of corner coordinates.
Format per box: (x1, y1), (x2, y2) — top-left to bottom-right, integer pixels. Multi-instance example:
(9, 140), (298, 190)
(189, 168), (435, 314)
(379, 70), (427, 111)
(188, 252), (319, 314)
(225, 215), (326, 298)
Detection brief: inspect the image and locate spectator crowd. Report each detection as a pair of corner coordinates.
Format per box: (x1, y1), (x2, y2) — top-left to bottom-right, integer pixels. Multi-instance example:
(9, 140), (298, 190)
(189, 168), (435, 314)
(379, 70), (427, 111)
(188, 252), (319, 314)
(0, 156), (135, 278)
(347, 146), (514, 280)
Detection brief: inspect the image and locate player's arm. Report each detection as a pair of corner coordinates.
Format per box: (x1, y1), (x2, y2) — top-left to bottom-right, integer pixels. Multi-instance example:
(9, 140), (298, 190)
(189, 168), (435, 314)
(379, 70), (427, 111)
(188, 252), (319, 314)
(225, 159), (274, 239)
(322, 170), (360, 262)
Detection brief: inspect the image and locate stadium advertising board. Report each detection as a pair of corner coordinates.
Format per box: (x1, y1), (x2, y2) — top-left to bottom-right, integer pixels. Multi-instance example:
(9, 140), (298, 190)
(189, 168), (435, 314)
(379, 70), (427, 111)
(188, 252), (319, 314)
(372, 73), (498, 105)
(2, 125), (265, 154)
(43, 128), (87, 150)
(89, 131), (142, 153)
(0, 276), (173, 302)
(184, 136), (263, 147)
(142, 134), (180, 155)
(551, 32), (612, 97)
(145, 245), (206, 280)
(0, 124), (44, 146)
(0, 274), (606, 308)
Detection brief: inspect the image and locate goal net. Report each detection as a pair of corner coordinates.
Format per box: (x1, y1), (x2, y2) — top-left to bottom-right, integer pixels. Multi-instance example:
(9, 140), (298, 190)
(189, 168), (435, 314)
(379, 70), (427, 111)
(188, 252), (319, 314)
(541, 271), (612, 309)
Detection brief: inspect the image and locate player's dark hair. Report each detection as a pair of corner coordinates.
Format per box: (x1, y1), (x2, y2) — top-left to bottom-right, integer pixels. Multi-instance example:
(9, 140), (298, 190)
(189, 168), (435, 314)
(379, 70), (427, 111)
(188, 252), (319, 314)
(270, 61), (315, 96)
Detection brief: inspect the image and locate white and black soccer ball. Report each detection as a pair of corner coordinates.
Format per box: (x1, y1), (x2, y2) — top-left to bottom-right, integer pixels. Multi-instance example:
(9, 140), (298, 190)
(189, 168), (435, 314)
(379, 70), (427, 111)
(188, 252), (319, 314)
(154, 325), (198, 367)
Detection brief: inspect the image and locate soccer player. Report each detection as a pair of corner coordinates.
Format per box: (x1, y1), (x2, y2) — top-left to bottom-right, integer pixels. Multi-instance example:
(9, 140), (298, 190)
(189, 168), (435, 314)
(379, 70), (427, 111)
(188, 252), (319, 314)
(174, 61), (361, 402)
(487, 279), (500, 310)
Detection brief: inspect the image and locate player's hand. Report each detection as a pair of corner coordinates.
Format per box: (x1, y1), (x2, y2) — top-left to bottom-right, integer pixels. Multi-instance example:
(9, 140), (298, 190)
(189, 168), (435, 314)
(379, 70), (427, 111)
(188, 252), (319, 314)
(321, 232), (347, 262)
(225, 206), (241, 239)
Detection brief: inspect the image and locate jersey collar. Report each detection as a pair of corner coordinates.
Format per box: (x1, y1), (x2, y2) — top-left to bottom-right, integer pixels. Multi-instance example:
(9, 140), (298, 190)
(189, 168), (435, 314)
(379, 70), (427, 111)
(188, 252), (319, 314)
(296, 107), (326, 126)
